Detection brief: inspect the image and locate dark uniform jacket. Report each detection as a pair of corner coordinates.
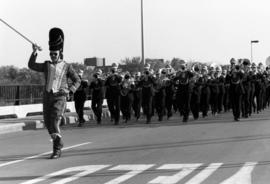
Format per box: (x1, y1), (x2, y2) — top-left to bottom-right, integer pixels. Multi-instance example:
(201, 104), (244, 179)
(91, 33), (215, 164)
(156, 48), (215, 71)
(28, 53), (81, 95)
(90, 78), (105, 99)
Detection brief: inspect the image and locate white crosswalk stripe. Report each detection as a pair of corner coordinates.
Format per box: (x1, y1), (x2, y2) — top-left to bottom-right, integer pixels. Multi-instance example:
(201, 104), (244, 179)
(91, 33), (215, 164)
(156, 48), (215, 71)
(219, 162), (257, 184)
(104, 165), (155, 184)
(20, 162), (257, 184)
(148, 164), (202, 184)
(185, 163), (223, 184)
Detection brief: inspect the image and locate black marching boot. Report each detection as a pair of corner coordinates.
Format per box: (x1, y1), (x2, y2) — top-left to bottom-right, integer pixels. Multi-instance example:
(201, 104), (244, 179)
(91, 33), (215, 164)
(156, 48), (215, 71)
(50, 136), (64, 159)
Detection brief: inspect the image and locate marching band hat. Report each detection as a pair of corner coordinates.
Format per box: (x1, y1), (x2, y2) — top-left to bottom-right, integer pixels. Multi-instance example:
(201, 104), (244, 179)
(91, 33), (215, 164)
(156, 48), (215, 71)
(78, 69), (84, 76)
(230, 58), (236, 65)
(49, 27), (64, 51)
(136, 72), (141, 77)
(124, 72), (131, 79)
(144, 63), (151, 70)
(179, 60), (186, 66)
(238, 59), (243, 65)
(96, 69), (102, 75)
(216, 65), (222, 72)
(192, 64), (200, 72)
(165, 64), (172, 69)
(210, 63), (216, 70)
(202, 65), (208, 71)
(243, 59), (251, 66)
(161, 68), (167, 74)
(111, 63), (118, 68)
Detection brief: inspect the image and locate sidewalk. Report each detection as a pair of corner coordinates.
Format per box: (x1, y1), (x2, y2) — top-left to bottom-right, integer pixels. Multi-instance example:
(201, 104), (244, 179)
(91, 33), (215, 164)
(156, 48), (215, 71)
(0, 109), (111, 135)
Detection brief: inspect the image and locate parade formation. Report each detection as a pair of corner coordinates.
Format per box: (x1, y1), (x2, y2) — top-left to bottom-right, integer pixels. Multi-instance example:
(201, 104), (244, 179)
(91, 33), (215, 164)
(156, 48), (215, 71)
(88, 57), (270, 126)
(25, 27), (270, 161)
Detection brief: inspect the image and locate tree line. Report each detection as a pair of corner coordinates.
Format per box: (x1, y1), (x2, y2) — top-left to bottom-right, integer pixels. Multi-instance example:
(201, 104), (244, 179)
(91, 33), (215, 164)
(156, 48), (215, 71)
(0, 57), (197, 85)
(0, 63), (87, 85)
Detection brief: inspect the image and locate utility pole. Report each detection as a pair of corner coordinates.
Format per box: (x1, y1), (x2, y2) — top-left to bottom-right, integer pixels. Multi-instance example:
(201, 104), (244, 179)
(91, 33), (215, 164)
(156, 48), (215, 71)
(141, 0), (145, 66)
(250, 40), (259, 63)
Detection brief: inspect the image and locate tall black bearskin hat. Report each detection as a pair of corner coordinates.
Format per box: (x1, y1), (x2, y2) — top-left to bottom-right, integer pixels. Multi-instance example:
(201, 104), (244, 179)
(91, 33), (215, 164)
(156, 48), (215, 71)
(49, 27), (64, 51)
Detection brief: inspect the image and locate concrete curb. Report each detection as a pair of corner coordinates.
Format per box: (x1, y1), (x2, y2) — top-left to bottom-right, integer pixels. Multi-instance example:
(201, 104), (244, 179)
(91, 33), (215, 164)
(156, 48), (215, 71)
(0, 109), (112, 135)
(0, 123), (25, 134)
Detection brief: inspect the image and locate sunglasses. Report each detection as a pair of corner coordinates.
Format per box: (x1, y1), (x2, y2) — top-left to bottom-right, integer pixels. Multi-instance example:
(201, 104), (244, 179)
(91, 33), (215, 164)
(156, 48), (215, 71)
(50, 52), (58, 57)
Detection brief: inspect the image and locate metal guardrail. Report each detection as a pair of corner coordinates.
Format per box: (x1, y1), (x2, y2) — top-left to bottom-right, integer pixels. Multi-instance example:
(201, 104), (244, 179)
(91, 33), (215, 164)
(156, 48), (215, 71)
(0, 84), (91, 106)
(0, 85), (44, 106)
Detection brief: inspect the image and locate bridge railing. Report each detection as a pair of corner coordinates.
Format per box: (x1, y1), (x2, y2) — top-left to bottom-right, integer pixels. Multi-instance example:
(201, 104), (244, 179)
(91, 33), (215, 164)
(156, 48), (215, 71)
(0, 84), (93, 106)
(0, 84), (44, 106)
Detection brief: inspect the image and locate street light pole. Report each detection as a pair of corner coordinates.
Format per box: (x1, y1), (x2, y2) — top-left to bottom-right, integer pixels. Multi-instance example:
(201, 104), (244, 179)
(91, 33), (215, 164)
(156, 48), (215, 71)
(251, 40), (259, 63)
(141, 0), (145, 66)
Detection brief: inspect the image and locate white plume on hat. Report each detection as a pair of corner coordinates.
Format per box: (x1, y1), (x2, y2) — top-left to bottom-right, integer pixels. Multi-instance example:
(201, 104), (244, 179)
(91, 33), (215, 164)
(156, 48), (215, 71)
(96, 69), (102, 75)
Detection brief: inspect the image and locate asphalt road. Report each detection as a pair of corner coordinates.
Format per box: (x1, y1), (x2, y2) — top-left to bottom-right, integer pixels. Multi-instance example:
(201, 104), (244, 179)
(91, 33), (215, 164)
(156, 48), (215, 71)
(0, 108), (270, 184)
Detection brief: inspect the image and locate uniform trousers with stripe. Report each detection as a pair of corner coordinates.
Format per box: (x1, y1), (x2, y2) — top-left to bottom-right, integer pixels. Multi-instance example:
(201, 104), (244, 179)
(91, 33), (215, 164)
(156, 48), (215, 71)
(43, 91), (66, 137)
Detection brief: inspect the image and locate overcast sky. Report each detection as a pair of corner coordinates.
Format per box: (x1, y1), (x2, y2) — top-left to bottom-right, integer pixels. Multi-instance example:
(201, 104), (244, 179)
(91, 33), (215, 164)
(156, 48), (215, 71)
(1, 0), (270, 68)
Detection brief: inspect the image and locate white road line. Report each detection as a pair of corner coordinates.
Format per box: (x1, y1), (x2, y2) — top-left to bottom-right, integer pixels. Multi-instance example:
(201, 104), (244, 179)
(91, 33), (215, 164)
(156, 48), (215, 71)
(0, 142), (91, 168)
(104, 164), (155, 184)
(185, 163), (223, 184)
(148, 164), (202, 184)
(21, 165), (109, 184)
(219, 162), (257, 184)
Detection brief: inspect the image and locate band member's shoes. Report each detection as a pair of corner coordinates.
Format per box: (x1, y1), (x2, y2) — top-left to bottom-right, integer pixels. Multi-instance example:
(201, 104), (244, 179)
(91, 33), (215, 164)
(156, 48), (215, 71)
(50, 149), (61, 159)
(146, 117), (151, 124)
(182, 117), (188, 123)
(77, 122), (84, 127)
(234, 117), (240, 121)
(50, 136), (63, 159)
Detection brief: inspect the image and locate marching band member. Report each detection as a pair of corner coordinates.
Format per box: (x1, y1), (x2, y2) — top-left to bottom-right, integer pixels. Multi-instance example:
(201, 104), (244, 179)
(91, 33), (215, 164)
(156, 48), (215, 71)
(132, 72), (142, 121)
(28, 28), (81, 159)
(241, 59), (252, 118)
(89, 69), (105, 124)
(164, 65), (175, 120)
(120, 72), (134, 123)
(229, 64), (244, 121)
(215, 65), (225, 114)
(139, 63), (156, 123)
(209, 64), (219, 116)
(250, 63), (258, 114)
(222, 68), (230, 112)
(74, 69), (88, 127)
(173, 60), (194, 123)
(255, 63), (264, 113)
(200, 65), (211, 117)
(105, 63), (122, 125)
(190, 64), (202, 120)
(154, 69), (168, 121)
(264, 67), (270, 108)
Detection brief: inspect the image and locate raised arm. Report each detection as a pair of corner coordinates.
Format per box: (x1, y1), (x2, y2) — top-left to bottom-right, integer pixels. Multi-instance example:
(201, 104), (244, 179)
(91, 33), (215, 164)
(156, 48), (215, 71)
(28, 44), (45, 72)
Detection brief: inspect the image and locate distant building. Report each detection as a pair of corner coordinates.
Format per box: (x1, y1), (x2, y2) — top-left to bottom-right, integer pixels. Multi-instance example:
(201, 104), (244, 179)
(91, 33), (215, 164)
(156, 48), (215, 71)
(84, 57), (105, 66)
(95, 64), (128, 73)
(145, 58), (164, 66)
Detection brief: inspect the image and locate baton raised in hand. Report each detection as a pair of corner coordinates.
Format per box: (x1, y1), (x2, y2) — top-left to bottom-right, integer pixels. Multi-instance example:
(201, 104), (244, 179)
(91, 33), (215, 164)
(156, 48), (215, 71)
(0, 18), (42, 51)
